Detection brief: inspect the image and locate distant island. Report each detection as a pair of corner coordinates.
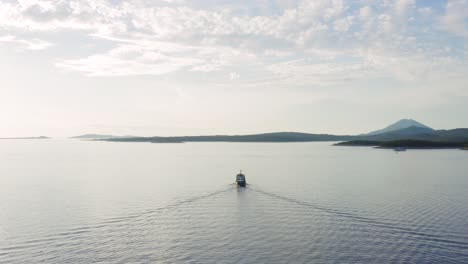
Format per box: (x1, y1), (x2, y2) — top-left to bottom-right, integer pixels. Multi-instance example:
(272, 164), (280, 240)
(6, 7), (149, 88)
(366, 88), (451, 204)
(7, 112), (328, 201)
(71, 134), (136, 139)
(332, 119), (468, 149)
(71, 119), (468, 150)
(0, 136), (49, 140)
(335, 140), (468, 149)
(151, 139), (185, 143)
(98, 132), (355, 143)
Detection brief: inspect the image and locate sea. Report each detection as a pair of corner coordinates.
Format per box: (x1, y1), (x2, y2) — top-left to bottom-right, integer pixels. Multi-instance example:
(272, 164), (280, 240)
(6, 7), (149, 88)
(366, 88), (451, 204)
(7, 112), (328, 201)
(0, 140), (467, 263)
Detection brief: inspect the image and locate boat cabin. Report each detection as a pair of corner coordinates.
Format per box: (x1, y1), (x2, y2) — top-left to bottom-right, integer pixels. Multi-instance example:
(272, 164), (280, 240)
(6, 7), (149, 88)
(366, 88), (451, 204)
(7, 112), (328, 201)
(236, 171), (246, 187)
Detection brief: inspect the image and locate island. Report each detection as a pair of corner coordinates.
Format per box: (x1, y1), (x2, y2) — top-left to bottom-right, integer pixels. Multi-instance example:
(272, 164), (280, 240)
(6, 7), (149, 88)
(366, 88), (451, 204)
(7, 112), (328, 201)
(71, 134), (136, 139)
(150, 139), (185, 143)
(98, 132), (355, 143)
(335, 140), (468, 149)
(0, 136), (49, 140)
(75, 119), (468, 147)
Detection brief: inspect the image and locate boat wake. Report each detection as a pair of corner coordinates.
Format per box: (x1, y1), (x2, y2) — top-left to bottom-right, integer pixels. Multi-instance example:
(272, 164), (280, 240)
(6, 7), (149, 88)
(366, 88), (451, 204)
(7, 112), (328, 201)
(2, 184), (467, 263)
(248, 185), (468, 251)
(0, 185), (236, 257)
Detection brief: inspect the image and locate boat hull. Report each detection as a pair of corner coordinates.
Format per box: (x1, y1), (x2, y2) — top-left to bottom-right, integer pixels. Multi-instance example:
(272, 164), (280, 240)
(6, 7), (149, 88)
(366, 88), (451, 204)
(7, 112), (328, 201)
(236, 172), (246, 187)
(237, 181), (246, 187)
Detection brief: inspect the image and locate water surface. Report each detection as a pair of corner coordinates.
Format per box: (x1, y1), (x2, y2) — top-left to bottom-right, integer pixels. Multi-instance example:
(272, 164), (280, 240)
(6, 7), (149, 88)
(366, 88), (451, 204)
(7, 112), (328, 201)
(0, 140), (467, 263)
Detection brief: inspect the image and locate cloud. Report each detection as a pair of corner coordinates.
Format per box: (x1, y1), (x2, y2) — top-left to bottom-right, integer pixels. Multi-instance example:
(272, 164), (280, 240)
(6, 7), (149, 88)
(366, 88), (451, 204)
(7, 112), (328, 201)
(0, 35), (15, 42)
(333, 16), (354, 32)
(440, 0), (468, 37)
(358, 46), (459, 82)
(266, 57), (375, 87)
(229, 72), (240, 80)
(0, 34), (53, 50)
(0, 0), (466, 88)
(20, 38), (54, 50)
(417, 7), (432, 17)
(394, 0), (415, 17)
(55, 43), (203, 76)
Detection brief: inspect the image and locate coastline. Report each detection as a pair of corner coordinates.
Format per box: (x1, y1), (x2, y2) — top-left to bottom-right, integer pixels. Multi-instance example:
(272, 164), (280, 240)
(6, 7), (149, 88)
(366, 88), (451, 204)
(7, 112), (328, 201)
(334, 140), (468, 150)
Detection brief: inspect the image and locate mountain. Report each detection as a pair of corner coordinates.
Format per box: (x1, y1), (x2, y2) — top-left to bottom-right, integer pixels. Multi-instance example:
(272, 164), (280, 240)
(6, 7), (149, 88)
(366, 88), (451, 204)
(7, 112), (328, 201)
(362, 126), (437, 141)
(367, 119), (433, 135)
(360, 126), (468, 142)
(71, 134), (135, 139)
(339, 127), (468, 148)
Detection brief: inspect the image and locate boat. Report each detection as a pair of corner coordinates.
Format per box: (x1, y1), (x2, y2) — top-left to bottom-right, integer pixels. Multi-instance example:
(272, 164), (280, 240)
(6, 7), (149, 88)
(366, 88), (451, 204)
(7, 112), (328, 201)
(236, 171), (246, 187)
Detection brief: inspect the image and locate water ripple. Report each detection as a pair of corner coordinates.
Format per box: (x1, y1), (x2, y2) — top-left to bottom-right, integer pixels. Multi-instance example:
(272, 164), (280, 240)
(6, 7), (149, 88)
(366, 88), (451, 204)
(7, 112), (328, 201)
(249, 185), (468, 251)
(1, 185), (467, 263)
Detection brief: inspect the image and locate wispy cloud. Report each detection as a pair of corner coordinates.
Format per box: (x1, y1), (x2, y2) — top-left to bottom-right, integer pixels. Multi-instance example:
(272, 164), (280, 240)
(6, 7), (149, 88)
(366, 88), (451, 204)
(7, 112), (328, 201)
(0, 34), (53, 50)
(0, 0), (466, 87)
(55, 43), (203, 76)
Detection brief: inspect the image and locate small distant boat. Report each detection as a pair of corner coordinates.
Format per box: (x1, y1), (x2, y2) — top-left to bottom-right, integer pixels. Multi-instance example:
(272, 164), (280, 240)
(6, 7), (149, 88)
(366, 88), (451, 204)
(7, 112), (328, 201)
(394, 147), (407, 152)
(236, 170), (246, 187)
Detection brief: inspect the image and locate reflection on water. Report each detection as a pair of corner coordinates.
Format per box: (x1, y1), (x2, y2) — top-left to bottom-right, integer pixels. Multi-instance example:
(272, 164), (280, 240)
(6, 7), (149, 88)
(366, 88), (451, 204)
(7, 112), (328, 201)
(0, 140), (467, 263)
(2, 185), (467, 263)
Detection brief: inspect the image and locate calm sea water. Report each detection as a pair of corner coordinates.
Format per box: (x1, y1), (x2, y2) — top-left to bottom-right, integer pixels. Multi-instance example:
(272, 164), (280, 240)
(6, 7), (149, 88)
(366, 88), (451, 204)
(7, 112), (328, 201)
(0, 140), (467, 263)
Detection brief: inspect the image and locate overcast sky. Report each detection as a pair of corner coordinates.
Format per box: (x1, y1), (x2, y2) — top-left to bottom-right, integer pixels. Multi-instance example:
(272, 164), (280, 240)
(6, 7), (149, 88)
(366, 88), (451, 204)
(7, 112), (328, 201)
(0, 0), (467, 137)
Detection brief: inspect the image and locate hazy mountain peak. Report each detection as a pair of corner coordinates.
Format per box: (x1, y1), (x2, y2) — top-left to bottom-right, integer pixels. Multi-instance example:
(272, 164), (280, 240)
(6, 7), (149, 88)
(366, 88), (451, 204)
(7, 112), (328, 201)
(367, 119), (433, 135)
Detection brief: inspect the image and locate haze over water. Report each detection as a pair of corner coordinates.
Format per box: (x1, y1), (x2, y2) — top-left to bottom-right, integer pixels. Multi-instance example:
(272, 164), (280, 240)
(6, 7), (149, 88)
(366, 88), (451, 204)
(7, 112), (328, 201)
(1, 140), (467, 263)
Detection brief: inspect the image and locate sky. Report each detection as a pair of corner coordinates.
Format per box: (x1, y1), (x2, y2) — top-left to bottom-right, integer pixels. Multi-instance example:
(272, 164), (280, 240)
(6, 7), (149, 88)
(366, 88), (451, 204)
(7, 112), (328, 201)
(0, 0), (467, 137)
